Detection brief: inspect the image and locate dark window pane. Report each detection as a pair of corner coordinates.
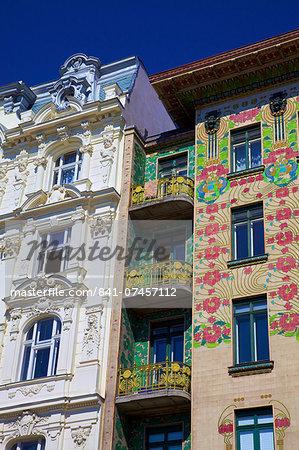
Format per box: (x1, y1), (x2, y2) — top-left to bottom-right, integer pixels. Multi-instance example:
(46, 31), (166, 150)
(168, 431), (183, 441)
(34, 347), (50, 378)
(232, 210), (248, 221)
(235, 223), (248, 259)
(149, 432), (165, 443)
(26, 325), (34, 340)
(21, 346), (31, 381)
(49, 231), (65, 246)
(53, 171), (58, 185)
(45, 250), (63, 273)
(171, 335), (184, 362)
(22, 442), (40, 450)
(153, 338), (167, 362)
(63, 152), (76, 164)
(38, 319), (53, 341)
(247, 127), (261, 140)
(255, 313), (269, 361)
(250, 140), (262, 167)
(249, 207), (263, 219)
(233, 143), (246, 172)
(55, 158), (60, 167)
(53, 340), (60, 374)
(236, 315), (251, 363)
(173, 243), (185, 260)
(61, 167), (75, 185)
(252, 219), (265, 256)
(168, 445), (182, 450)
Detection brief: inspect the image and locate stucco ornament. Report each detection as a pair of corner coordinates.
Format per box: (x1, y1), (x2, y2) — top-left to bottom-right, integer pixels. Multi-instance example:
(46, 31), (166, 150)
(89, 215), (113, 238)
(0, 236), (21, 258)
(82, 314), (100, 360)
(46, 185), (69, 203)
(71, 425), (92, 448)
(26, 298), (60, 318)
(100, 125), (116, 184)
(7, 411), (48, 437)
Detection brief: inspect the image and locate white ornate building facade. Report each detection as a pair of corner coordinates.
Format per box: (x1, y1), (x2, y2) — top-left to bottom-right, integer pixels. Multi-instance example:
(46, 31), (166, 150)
(0, 54), (173, 449)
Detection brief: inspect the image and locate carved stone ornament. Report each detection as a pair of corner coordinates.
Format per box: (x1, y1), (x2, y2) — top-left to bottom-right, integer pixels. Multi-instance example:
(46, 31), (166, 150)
(204, 110), (221, 134)
(46, 185), (70, 203)
(89, 215), (113, 238)
(34, 156), (47, 168)
(82, 314), (100, 360)
(7, 411), (48, 437)
(8, 383), (54, 398)
(270, 92), (287, 116)
(57, 125), (70, 142)
(16, 150), (29, 173)
(19, 274), (70, 297)
(0, 236), (21, 258)
(0, 163), (8, 180)
(26, 298), (61, 318)
(71, 425), (92, 448)
(9, 309), (22, 341)
(47, 427), (62, 441)
(63, 301), (74, 331)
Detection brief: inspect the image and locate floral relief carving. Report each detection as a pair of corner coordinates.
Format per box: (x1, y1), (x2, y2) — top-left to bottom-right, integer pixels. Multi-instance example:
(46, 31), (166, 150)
(0, 236), (21, 259)
(8, 383), (54, 398)
(7, 411), (48, 437)
(26, 298), (61, 318)
(82, 314), (100, 360)
(71, 425), (92, 448)
(89, 215), (113, 238)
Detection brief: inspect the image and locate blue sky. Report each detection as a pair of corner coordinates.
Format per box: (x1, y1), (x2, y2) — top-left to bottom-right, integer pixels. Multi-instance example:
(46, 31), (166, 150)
(1, 0), (298, 87)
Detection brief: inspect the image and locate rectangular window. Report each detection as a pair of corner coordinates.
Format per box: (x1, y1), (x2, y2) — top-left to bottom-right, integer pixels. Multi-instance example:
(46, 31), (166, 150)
(158, 153), (188, 178)
(233, 297), (269, 364)
(236, 408), (274, 450)
(37, 229), (71, 274)
(151, 320), (184, 363)
(232, 204), (264, 260)
(147, 425), (183, 450)
(231, 125), (261, 172)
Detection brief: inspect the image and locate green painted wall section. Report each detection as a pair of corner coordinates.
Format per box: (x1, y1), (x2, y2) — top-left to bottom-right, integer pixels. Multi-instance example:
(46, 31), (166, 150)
(133, 143), (146, 185)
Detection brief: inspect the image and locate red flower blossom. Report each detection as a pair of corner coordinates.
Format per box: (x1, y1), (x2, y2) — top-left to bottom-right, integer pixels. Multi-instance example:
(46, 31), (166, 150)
(203, 270), (222, 286)
(276, 208), (292, 221)
(206, 204), (218, 214)
(244, 267), (252, 275)
(196, 304), (202, 311)
(278, 284), (298, 302)
(218, 423), (233, 434)
(221, 225), (227, 231)
(205, 223), (220, 236)
(223, 299), (230, 306)
(268, 264), (275, 270)
(243, 188), (250, 193)
(221, 248), (228, 254)
(256, 193), (263, 199)
(276, 231), (293, 246)
(276, 187), (289, 198)
(203, 325), (221, 343)
(209, 262), (215, 268)
(267, 215), (274, 221)
(248, 176), (255, 183)
(195, 277), (202, 283)
(267, 237), (275, 244)
(210, 215), (215, 220)
(221, 203), (227, 209)
(205, 246), (221, 260)
(293, 187), (298, 193)
(282, 276), (290, 282)
(208, 289), (215, 295)
(284, 303), (292, 310)
(196, 253), (203, 259)
(275, 418), (290, 428)
(230, 180), (238, 187)
(208, 238), (216, 244)
(222, 326), (231, 336)
(276, 256), (296, 273)
(282, 247), (289, 254)
(198, 208), (204, 213)
(196, 230), (203, 236)
(270, 321), (278, 330)
(256, 174), (263, 181)
(239, 178), (247, 185)
(203, 297), (221, 314)
(279, 313), (299, 332)
(194, 331), (201, 341)
(280, 222), (288, 230)
(231, 198), (237, 204)
(270, 291), (276, 297)
(268, 192), (273, 197)
(280, 200), (286, 205)
(222, 272), (229, 278)
(294, 210), (299, 216)
(208, 316), (216, 323)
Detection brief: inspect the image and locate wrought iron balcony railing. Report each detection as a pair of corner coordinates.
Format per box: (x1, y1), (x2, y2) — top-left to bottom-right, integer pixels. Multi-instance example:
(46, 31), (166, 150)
(118, 360), (191, 397)
(125, 260), (192, 289)
(131, 176), (194, 206)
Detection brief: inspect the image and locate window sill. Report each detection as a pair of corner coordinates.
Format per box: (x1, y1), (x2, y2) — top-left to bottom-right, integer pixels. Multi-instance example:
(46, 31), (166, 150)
(227, 254), (268, 269)
(228, 360), (274, 377)
(227, 165), (265, 181)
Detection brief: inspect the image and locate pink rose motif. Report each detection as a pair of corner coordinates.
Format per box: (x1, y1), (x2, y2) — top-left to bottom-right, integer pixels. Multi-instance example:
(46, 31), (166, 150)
(278, 284), (297, 301)
(196, 253), (203, 259)
(282, 276), (290, 282)
(256, 193), (263, 199)
(208, 238), (216, 244)
(230, 180), (238, 187)
(194, 331), (201, 341)
(231, 198), (237, 204)
(206, 204), (218, 214)
(256, 174), (263, 181)
(293, 187), (298, 193)
(284, 303), (292, 310)
(209, 262), (215, 268)
(280, 223), (288, 230)
(221, 203), (227, 209)
(248, 176), (255, 183)
(218, 423), (233, 434)
(276, 256), (296, 273)
(279, 313), (299, 331)
(239, 178), (247, 186)
(203, 270), (222, 286)
(276, 208), (292, 221)
(208, 289), (215, 294)
(276, 231), (293, 246)
(203, 325), (221, 343)
(281, 247), (289, 254)
(279, 200), (286, 205)
(243, 188), (250, 193)
(275, 418), (290, 428)
(244, 267), (252, 275)
(268, 192), (273, 198)
(196, 304), (202, 311)
(205, 246), (221, 260)
(203, 297), (221, 314)
(276, 187), (289, 198)
(270, 321), (278, 330)
(264, 153), (277, 164)
(196, 230), (203, 236)
(267, 237), (275, 244)
(267, 215), (274, 221)
(221, 225), (227, 231)
(205, 223), (220, 236)
(208, 316), (216, 324)
(222, 326), (231, 336)
(223, 299), (230, 306)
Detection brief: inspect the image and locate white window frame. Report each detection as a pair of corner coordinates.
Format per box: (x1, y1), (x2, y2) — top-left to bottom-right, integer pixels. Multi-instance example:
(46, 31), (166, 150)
(21, 318), (61, 381)
(36, 229), (71, 275)
(10, 438), (45, 450)
(53, 150), (82, 186)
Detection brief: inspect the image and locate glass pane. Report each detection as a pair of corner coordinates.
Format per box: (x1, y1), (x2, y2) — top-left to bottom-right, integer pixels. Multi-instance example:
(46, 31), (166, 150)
(153, 338), (167, 363)
(255, 314), (269, 361)
(45, 249), (63, 273)
(250, 139), (262, 167)
(34, 347), (50, 378)
(173, 243), (185, 260)
(247, 127), (261, 140)
(55, 158), (61, 167)
(236, 315), (252, 363)
(153, 328), (168, 336)
(234, 143), (246, 172)
(238, 416), (254, 426)
(258, 414), (273, 424)
(53, 340), (60, 374)
(49, 231), (65, 246)
(252, 301), (267, 311)
(22, 442), (39, 450)
(249, 207), (263, 218)
(259, 429), (274, 449)
(235, 304), (250, 314)
(148, 432), (165, 443)
(252, 219), (265, 256)
(26, 325), (34, 340)
(63, 152), (76, 164)
(239, 431), (254, 450)
(235, 223), (248, 259)
(61, 167), (75, 185)
(171, 335), (184, 362)
(170, 325), (184, 333)
(149, 447), (163, 450)
(168, 445), (182, 450)
(168, 431), (183, 441)
(232, 130), (246, 144)
(233, 210), (248, 221)
(53, 171), (58, 185)
(38, 319), (53, 341)
(20, 346), (31, 381)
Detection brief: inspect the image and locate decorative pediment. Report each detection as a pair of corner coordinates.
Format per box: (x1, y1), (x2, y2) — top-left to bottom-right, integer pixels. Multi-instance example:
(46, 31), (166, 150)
(21, 185), (81, 211)
(34, 101), (81, 124)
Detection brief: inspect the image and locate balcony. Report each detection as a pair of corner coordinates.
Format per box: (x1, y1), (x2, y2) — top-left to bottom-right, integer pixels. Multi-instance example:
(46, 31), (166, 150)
(129, 176), (194, 219)
(116, 360), (191, 416)
(124, 260), (192, 308)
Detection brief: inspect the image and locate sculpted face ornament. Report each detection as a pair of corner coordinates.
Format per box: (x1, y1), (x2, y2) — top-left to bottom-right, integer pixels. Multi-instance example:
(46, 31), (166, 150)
(270, 92), (287, 116)
(204, 111), (221, 134)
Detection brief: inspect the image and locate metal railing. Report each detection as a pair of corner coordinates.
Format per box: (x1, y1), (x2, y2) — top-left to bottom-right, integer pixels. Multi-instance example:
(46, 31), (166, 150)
(118, 359), (191, 396)
(131, 176), (194, 206)
(125, 260), (192, 289)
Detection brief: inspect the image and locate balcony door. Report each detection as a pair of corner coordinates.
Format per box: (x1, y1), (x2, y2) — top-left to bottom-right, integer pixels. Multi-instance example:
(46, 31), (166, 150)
(151, 320), (184, 363)
(153, 231), (186, 263)
(158, 153), (188, 179)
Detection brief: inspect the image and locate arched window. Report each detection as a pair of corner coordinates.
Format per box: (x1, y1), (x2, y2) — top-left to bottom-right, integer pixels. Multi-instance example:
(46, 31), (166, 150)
(53, 150), (82, 186)
(10, 438), (45, 450)
(20, 318), (61, 381)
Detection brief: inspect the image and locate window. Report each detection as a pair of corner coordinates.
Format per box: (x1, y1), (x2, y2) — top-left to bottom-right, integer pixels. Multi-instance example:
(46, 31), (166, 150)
(53, 150), (82, 186)
(236, 408), (274, 450)
(151, 320), (184, 363)
(147, 425), (183, 450)
(153, 230), (186, 263)
(233, 297), (269, 365)
(231, 125), (261, 172)
(10, 439), (45, 450)
(20, 318), (61, 380)
(158, 153), (187, 178)
(37, 229), (71, 274)
(232, 204), (265, 260)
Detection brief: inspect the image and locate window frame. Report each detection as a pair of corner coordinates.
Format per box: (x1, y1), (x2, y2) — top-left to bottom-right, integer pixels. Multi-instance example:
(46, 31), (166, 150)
(233, 296), (270, 365)
(20, 317), (61, 381)
(36, 228), (71, 275)
(146, 423), (183, 450)
(231, 124), (262, 173)
(235, 407), (275, 450)
(52, 149), (82, 186)
(150, 318), (185, 364)
(231, 203), (265, 261)
(157, 152), (188, 179)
